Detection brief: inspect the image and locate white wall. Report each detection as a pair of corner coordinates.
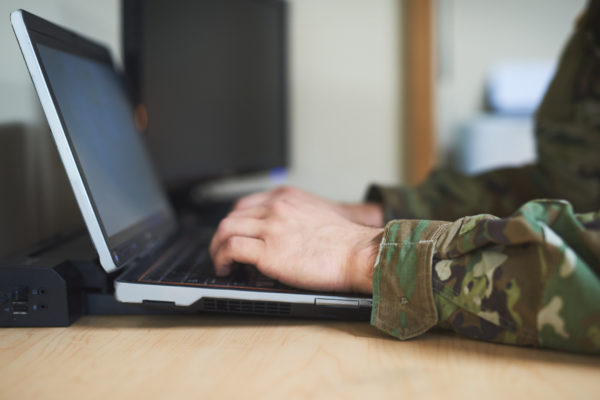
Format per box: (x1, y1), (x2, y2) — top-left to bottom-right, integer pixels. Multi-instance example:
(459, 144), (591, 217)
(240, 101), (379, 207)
(435, 0), (586, 160)
(0, 0), (121, 124)
(206, 0), (403, 202)
(286, 0), (402, 201)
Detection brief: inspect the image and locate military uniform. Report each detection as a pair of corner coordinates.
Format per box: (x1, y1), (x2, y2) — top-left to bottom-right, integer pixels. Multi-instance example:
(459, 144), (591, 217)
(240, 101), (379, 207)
(366, 1), (600, 353)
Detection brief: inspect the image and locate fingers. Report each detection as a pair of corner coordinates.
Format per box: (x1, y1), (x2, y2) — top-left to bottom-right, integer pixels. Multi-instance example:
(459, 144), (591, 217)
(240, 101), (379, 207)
(234, 192), (273, 210)
(213, 237), (265, 277)
(209, 217), (265, 258)
(233, 186), (294, 211)
(226, 205), (270, 220)
(210, 201), (288, 276)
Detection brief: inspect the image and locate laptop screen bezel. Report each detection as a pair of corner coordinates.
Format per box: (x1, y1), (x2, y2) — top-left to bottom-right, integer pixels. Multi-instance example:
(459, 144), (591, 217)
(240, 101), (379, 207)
(12, 10), (177, 273)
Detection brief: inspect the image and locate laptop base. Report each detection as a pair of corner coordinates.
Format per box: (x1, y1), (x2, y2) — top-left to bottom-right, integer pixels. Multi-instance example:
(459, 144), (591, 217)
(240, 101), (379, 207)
(0, 230), (371, 327)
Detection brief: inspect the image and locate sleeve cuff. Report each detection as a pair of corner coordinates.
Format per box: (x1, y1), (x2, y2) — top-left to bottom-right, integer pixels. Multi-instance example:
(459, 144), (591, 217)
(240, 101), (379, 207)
(370, 219), (450, 339)
(365, 183), (410, 222)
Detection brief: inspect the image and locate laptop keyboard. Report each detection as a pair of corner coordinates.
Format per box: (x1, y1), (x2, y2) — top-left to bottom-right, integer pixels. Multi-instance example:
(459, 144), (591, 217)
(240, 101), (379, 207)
(137, 230), (284, 290)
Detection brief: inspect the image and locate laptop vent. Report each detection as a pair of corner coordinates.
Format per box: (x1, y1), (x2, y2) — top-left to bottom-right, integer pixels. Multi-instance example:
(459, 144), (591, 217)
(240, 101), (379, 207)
(202, 298), (291, 316)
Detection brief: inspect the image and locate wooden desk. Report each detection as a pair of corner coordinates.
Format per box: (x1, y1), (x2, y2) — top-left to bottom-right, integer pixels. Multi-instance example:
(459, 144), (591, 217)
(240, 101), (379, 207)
(1, 315), (598, 399)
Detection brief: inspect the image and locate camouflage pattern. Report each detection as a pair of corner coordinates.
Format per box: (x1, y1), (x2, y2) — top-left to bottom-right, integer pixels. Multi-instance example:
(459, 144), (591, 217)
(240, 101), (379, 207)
(369, 1), (600, 353)
(371, 200), (600, 353)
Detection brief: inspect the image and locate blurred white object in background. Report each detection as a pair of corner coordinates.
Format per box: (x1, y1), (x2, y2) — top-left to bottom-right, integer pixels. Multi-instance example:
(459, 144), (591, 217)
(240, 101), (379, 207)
(456, 115), (536, 175)
(487, 61), (556, 115)
(455, 61), (555, 175)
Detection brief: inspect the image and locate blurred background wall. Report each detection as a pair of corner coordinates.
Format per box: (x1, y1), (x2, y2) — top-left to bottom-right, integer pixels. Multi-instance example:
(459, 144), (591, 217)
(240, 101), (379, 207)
(435, 0), (586, 172)
(286, 0), (402, 199)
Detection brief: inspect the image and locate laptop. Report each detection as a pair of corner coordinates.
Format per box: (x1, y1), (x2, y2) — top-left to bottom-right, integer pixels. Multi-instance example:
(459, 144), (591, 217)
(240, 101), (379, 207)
(11, 10), (372, 319)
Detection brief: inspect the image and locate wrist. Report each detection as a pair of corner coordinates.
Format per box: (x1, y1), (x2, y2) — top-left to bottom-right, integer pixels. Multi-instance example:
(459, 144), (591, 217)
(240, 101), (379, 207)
(342, 203), (384, 227)
(348, 227), (383, 294)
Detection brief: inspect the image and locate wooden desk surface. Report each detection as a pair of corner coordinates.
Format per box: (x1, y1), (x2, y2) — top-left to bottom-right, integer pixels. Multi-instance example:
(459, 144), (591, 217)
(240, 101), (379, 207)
(1, 315), (598, 400)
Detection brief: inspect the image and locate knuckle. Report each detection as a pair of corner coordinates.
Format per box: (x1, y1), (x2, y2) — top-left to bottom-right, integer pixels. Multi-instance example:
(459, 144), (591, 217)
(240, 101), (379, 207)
(262, 219), (277, 235)
(270, 200), (288, 214)
(280, 186), (297, 196)
(227, 207), (246, 218)
(233, 198), (247, 209)
(217, 217), (233, 233)
(224, 236), (241, 254)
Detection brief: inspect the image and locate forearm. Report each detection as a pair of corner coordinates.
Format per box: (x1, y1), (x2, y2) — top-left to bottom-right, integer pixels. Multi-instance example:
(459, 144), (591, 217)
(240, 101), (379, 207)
(366, 162), (600, 223)
(370, 199), (600, 353)
(340, 202), (384, 227)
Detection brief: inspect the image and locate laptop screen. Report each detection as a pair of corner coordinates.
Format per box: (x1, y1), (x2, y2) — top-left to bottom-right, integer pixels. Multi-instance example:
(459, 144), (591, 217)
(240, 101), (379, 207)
(27, 29), (177, 268)
(37, 43), (171, 237)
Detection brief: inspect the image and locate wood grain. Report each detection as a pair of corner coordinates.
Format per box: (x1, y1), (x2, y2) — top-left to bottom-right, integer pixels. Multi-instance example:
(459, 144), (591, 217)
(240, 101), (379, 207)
(0, 315), (598, 400)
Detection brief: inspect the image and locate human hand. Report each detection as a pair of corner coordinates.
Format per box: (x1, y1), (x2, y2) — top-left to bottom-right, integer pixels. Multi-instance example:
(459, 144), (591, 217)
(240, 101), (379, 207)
(233, 186), (384, 227)
(209, 198), (383, 293)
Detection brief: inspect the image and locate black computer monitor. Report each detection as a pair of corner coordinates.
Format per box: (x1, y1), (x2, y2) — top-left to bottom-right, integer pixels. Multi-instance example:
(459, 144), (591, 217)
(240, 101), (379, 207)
(122, 0), (288, 191)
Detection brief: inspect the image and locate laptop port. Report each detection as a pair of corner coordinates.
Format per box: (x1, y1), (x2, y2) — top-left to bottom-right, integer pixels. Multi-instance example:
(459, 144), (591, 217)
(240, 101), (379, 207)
(11, 303), (28, 314)
(11, 286), (28, 303)
(9, 287), (29, 315)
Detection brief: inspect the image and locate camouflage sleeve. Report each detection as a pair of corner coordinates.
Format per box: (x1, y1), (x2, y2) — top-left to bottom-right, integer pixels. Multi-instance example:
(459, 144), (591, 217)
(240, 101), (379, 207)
(366, 1), (600, 223)
(365, 166), (560, 222)
(370, 199), (600, 354)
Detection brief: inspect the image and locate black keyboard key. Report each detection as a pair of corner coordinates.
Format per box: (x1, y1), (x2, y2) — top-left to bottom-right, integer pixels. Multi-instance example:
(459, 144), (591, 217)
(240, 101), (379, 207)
(137, 230), (287, 290)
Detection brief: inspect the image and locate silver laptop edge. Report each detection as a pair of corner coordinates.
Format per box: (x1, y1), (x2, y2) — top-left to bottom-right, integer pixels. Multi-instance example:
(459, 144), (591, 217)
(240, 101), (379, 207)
(11, 10), (118, 273)
(116, 281), (372, 308)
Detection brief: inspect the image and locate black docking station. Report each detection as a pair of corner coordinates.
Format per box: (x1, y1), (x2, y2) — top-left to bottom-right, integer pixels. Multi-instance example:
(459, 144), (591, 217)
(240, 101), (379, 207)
(0, 230), (190, 327)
